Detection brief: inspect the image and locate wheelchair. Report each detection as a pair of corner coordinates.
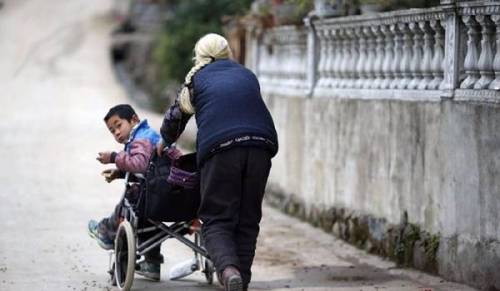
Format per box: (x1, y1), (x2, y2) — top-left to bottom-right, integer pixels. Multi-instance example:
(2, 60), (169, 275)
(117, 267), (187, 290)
(107, 150), (215, 291)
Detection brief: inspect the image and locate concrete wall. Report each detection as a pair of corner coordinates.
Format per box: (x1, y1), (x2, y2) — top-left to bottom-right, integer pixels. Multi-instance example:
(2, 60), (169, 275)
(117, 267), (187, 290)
(264, 93), (500, 290)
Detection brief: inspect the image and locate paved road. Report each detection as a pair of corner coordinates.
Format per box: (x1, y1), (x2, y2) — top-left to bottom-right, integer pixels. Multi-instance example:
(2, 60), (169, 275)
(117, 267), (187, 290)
(0, 1), (478, 291)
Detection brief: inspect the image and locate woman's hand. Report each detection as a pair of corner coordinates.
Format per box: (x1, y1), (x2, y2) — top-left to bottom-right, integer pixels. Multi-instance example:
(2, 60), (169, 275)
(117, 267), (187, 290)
(156, 140), (165, 157)
(101, 169), (120, 183)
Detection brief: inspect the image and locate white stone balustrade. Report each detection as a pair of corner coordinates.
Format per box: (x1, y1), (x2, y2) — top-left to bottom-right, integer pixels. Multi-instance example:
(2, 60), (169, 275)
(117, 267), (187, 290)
(458, 4), (500, 93)
(256, 26), (308, 97)
(248, 1), (500, 102)
(489, 14), (500, 90)
(313, 9), (447, 96)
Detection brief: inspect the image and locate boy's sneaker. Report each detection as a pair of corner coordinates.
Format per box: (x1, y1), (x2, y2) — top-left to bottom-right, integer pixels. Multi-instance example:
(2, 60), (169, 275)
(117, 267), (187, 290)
(87, 219), (114, 250)
(135, 261), (161, 281)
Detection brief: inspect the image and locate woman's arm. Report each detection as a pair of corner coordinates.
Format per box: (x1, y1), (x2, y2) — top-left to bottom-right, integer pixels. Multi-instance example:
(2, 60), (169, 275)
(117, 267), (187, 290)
(160, 94), (193, 147)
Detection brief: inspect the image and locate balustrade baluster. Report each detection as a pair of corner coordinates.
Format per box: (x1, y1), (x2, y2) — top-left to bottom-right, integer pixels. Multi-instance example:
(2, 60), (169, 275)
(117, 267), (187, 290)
(332, 28), (345, 88)
(287, 35), (295, 91)
(271, 35), (281, 93)
(257, 44), (267, 86)
(355, 27), (366, 88)
(380, 25), (394, 89)
(317, 28), (328, 88)
(293, 35), (303, 90)
(437, 19), (447, 90)
(474, 15), (495, 89)
(398, 23), (413, 89)
(324, 29), (335, 88)
(339, 28), (351, 88)
(299, 38), (308, 90)
(346, 27), (359, 88)
(263, 43), (273, 90)
(269, 41), (277, 90)
(326, 28), (338, 88)
(418, 21), (434, 90)
(282, 38), (289, 92)
(282, 36), (290, 91)
(460, 15), (481, 89)
(408, 22), (424, 89)
(279, 36), (289, 92)
(488, 15), (500, 90)
(291, 32), (302, 91)
(429, 19), (445, 90)
(390, 24), (402, 89)
(259, 35), (271, 88)
(263, 34), (272, 92)
(362, 26), (376, 88)
(337, 28), (347, 88)
(371, 25), (385, 89)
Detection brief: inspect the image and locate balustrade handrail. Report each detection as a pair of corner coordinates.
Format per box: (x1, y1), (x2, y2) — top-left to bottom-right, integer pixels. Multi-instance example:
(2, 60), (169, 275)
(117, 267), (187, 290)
(317, 6), (447, 27)
(458, 1), (500, 15)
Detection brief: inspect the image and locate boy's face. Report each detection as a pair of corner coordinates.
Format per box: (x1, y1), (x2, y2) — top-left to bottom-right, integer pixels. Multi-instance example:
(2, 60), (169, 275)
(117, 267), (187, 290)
(105, 114), (139, 144)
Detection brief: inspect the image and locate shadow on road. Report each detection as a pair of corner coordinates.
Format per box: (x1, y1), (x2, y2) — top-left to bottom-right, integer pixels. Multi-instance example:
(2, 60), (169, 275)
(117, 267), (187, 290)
(251, 265), (395, 290)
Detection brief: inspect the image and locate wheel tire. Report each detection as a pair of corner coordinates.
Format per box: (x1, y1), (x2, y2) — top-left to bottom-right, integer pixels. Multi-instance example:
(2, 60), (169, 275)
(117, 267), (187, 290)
(114, 220), (135, 291)
(109, 262), (117, 286)
(204, 259), (214, 284)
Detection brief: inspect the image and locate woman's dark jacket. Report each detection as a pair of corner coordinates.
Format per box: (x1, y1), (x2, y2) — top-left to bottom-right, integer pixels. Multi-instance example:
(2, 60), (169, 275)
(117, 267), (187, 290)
(160, 59), (278, 165)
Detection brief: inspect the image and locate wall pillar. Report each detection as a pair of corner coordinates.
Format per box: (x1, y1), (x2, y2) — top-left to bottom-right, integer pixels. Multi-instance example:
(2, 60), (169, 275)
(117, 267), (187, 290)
(305, 16), (318, 97)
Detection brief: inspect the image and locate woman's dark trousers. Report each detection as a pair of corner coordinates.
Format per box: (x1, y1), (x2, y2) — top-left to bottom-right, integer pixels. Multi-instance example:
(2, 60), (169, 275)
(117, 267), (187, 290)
(199, 147), (272, 287)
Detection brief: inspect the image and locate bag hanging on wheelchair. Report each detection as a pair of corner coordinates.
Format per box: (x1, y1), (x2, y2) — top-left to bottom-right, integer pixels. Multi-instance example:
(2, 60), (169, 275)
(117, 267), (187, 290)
(141, 150), (200, 222)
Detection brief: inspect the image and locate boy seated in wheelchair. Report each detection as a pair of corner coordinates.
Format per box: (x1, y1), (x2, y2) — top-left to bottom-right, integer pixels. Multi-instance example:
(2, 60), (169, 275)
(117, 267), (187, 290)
(88, 104), (165, 280)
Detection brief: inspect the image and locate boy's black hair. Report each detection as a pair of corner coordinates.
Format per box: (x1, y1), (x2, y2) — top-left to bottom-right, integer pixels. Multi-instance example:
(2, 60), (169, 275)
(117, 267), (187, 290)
(104, 104), (137, 122)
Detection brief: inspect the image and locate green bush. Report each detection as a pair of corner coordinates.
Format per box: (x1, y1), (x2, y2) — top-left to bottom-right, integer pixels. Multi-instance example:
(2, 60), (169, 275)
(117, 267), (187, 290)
(153, 0), (253, 84)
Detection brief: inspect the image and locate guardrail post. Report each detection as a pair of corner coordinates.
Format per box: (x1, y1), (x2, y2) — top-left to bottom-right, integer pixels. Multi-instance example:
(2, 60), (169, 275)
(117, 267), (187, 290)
(442, 6), (460, 96)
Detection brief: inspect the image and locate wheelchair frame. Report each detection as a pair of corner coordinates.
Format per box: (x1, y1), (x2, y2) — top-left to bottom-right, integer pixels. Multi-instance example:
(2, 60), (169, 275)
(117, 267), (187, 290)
(108, 172), (215, 291)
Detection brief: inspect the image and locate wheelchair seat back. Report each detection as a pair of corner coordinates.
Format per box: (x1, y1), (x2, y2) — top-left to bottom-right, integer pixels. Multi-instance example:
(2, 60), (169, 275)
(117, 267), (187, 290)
(139, 151), (200, 222)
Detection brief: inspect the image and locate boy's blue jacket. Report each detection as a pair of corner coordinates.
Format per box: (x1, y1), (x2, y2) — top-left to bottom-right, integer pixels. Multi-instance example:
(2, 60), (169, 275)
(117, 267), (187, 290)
(125, 119), (160, 152)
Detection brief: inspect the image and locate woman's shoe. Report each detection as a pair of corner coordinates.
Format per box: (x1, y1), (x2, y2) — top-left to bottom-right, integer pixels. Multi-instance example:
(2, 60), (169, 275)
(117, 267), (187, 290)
(221, 266), (243, 291)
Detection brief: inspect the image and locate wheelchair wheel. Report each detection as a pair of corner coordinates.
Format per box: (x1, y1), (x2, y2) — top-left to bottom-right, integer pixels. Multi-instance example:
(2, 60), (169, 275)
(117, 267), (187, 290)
(114, 220), (135, 291)
(204, 259), (215, 284)
(108, 263), (117, 286)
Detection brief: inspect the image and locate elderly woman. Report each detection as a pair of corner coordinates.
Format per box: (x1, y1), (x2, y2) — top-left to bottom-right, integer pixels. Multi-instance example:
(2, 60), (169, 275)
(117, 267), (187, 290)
(158, 33), (278, 291)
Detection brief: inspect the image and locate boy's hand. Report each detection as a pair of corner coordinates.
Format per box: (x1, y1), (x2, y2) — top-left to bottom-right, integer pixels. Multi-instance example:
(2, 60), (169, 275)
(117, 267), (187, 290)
(101, 169), (120, 183)
(96, 151), (113, 164)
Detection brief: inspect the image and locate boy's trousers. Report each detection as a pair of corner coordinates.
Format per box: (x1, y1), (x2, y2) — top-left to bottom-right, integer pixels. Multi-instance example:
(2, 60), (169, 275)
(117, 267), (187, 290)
(100, 185), (163, 264)
(199, 146), (272, 286)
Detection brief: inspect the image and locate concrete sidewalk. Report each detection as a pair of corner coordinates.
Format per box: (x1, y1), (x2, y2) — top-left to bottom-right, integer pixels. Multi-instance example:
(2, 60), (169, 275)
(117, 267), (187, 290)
(248, 205), (477, 291)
